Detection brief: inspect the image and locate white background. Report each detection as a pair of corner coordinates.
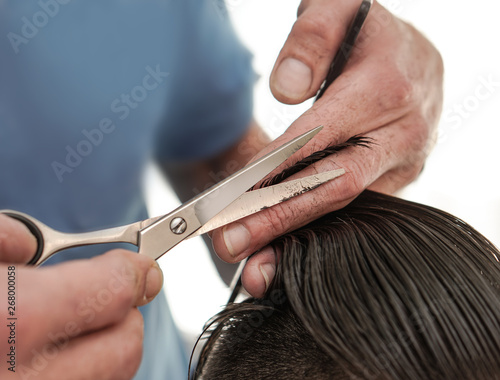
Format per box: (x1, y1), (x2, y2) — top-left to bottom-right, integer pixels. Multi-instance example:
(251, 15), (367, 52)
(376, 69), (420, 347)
(145, 0), (500, 352)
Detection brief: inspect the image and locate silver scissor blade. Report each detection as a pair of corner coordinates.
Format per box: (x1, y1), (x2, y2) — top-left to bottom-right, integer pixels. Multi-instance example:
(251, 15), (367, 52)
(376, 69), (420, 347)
(138, 126), (322, 260)
(193, 125), (323, 225)
(191, 168), (345, 238)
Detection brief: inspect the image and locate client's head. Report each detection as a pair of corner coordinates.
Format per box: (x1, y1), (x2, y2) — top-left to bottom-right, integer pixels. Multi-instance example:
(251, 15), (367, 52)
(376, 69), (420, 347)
(193, 144), (500, 380)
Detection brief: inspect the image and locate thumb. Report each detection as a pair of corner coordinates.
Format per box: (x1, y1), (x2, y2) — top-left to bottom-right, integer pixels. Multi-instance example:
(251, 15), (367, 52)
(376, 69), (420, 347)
(269, 0), (360, 104)
(0, 214), (38, 263)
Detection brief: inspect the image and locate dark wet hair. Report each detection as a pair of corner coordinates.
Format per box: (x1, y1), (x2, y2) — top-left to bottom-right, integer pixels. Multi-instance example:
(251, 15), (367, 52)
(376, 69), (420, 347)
(192, 140), (500, 380)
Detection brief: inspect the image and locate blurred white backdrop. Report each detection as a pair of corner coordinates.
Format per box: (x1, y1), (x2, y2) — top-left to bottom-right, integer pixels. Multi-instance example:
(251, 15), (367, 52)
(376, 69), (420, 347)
(145, 0), (500, 352)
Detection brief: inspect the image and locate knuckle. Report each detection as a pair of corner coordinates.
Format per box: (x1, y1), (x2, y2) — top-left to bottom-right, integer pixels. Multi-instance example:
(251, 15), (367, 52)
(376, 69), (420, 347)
(322, 154), (368, 201)
(260, 204), (291, 239)
(324, 155), (369, 202)
(375, 68), (414, 112)
(393, 78), (413, 108)
(297, 11), (330, 38)
(341, 167), (366, 200)
(291, 12), (340, 61)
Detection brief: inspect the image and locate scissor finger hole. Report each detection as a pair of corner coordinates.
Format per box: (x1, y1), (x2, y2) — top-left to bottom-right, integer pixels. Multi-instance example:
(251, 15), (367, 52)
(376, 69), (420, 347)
(3, 212), (44, 266)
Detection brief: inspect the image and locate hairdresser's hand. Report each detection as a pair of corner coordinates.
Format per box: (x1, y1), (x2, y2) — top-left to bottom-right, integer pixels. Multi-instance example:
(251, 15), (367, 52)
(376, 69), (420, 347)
(0, 215), (163, 380)
(212, 1), (443, 297)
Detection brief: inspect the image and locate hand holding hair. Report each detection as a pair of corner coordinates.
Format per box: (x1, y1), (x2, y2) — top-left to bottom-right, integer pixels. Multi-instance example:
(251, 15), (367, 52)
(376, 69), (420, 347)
(211, 0), (444, 298)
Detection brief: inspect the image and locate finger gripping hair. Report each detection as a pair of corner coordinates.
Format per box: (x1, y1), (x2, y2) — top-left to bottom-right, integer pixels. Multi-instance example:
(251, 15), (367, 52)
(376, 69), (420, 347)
(258, 134), (373, 188)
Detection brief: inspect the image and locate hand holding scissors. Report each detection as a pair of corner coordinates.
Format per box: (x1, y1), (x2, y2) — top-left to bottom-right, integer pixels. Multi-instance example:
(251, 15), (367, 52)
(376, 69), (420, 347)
(1, 126), (344, 266)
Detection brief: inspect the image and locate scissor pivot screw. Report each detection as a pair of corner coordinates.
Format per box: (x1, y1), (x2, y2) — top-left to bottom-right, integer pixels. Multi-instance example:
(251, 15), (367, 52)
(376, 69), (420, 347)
(170, 217), (187, 234)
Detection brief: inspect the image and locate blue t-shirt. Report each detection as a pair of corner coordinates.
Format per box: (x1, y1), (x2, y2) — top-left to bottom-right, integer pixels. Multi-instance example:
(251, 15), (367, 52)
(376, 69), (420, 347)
(0, 0), (253, 378)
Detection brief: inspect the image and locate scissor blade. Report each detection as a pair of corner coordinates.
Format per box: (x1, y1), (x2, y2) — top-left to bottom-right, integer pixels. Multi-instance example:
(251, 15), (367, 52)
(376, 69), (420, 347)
(191, 169), (345, 238)
(138, 126), (322, 260)
(193, 125), (323, 225)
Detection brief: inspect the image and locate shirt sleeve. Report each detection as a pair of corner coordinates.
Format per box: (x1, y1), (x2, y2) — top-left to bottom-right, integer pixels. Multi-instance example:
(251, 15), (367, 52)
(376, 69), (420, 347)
(153, 0), (255, 161)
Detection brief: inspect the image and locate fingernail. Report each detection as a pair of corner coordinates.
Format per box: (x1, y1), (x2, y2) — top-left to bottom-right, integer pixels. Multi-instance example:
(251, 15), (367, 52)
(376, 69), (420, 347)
(144, 263), (163, 301)
(223, 222), (251, 257)
(259, 263), (276, 292)
(272, 57), (312, 100)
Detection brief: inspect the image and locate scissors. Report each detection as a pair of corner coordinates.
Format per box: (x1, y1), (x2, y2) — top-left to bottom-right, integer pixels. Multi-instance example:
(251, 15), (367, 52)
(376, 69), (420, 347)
(0, 126), (345, 266)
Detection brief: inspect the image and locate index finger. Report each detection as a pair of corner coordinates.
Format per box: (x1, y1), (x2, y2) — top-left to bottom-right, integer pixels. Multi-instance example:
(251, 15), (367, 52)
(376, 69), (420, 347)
(18, 250), (163, 348)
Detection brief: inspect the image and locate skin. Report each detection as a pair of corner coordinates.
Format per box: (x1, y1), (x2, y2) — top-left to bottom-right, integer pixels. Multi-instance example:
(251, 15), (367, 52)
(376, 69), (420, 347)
(211, 0), (444, 297)
(0, 1), (443, 376)
(0, 215), (163, 380)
